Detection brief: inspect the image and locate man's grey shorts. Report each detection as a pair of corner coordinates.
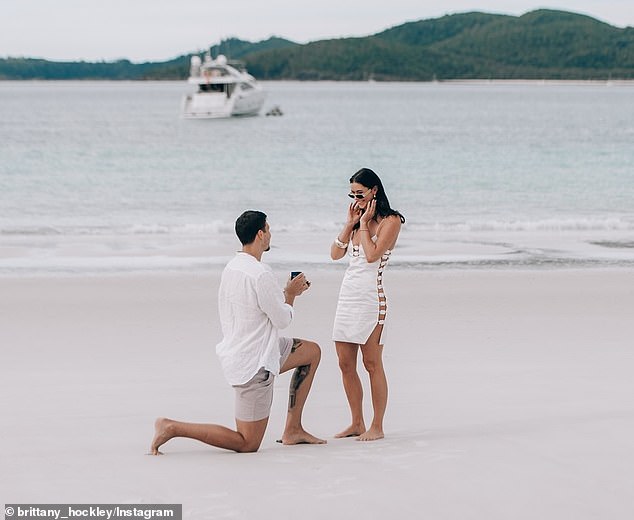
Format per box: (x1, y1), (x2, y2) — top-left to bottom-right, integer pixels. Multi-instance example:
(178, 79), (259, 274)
(233, 337), (294, 422)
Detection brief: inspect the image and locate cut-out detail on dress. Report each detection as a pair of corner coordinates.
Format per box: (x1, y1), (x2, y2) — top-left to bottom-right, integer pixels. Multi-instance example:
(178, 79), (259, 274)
(375, 248), (392, 337)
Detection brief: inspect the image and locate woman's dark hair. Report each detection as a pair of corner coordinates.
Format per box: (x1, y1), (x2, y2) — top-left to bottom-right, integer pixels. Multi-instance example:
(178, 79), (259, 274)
(350, 168), (405, 228)
(235, 210), (267, 245)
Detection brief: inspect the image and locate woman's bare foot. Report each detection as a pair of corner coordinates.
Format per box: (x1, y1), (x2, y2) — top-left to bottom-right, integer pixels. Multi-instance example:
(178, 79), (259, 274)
(334, 423), (366, 439)
(149, 417), (175, 455)
(357, 427), (384, 442)
(279, 428), (327, 445)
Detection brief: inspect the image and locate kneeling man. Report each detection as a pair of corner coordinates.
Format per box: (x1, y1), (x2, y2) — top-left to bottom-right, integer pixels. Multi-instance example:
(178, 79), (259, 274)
(151, 210), (325, 454)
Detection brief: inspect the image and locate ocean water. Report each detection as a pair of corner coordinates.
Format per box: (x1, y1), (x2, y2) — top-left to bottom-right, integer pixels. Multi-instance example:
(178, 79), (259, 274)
(1, 80), (634, 275)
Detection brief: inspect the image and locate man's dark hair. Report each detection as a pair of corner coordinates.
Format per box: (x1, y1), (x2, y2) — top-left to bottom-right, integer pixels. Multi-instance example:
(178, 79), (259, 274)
(235, 210), (267, 245)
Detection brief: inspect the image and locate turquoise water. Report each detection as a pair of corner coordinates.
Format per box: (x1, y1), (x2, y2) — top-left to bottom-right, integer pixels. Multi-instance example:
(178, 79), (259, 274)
(1, 80), (634, 274)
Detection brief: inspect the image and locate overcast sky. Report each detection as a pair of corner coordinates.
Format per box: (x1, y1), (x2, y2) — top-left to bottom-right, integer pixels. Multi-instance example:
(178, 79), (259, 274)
(2, 0), (633, 62)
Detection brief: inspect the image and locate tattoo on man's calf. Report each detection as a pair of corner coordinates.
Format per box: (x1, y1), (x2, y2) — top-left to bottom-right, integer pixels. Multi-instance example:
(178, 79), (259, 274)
(288, 364), (310, 408)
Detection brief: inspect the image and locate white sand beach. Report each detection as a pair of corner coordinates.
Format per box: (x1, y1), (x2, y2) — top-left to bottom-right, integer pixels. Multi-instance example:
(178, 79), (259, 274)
(1, 269), (634, 519)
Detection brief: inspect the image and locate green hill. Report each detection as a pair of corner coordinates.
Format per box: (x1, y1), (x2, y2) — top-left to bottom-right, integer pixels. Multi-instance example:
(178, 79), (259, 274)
(244, 10), (634, 80)
(0, 56), (191, 80)
(1, 10), (632, 80)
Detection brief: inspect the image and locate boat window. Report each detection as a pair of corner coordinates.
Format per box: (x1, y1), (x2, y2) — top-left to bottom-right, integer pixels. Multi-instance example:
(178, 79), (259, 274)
(240, 83), (254, 91)
(199, 83), (226, 93)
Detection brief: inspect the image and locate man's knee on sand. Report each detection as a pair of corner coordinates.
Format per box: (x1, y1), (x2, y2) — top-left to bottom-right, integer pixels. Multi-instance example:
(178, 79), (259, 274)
(236, 439), (262, 453)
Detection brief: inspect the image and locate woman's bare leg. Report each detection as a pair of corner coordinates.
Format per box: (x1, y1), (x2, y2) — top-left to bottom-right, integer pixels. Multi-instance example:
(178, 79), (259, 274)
(358, 325), (387, 441)
(335, 341), (366, 438)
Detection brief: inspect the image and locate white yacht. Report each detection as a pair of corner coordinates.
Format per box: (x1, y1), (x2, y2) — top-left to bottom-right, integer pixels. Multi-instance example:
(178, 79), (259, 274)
(182, 54), (266, 119)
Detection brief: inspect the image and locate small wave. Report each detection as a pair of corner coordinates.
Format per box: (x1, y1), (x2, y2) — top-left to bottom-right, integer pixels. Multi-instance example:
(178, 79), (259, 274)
(590, 241), (634, 249)
(3, 216), (633, 239)
(273, 220), (341, 233)
(406, 217), (634, 232)
(1, 226), (63, 236)
(126, 221), (236, 235)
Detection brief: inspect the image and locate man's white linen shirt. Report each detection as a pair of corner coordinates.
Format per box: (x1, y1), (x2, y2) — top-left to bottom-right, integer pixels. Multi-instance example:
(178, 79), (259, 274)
(216, 252), (294, 385)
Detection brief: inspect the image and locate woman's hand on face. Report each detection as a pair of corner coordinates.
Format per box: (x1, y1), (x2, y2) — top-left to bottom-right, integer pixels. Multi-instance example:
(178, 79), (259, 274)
(360, 198), (376, 224)
(347, 202), (363, 226)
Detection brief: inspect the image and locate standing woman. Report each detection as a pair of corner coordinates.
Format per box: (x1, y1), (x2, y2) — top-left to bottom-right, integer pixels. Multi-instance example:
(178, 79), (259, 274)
(331, 168), (405, 441)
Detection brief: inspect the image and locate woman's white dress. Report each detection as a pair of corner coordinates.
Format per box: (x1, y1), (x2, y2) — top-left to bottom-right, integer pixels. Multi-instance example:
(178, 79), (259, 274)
(332, 236), (392, 345)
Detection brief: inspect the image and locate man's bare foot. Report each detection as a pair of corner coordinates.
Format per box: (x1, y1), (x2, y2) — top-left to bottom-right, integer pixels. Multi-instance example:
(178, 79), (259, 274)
(334, 423), (366, 439)
(149, 417), (175, 455)
(357, 427), (384, 442)
(279, 428), (327, 445)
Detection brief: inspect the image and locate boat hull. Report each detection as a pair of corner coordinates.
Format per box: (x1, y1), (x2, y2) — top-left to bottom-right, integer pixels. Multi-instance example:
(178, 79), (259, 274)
(182, 90), (265, 119)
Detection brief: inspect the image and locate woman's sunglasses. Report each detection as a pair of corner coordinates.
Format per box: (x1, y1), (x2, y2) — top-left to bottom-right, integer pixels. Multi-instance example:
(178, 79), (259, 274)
(348, 188), (372, 200)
